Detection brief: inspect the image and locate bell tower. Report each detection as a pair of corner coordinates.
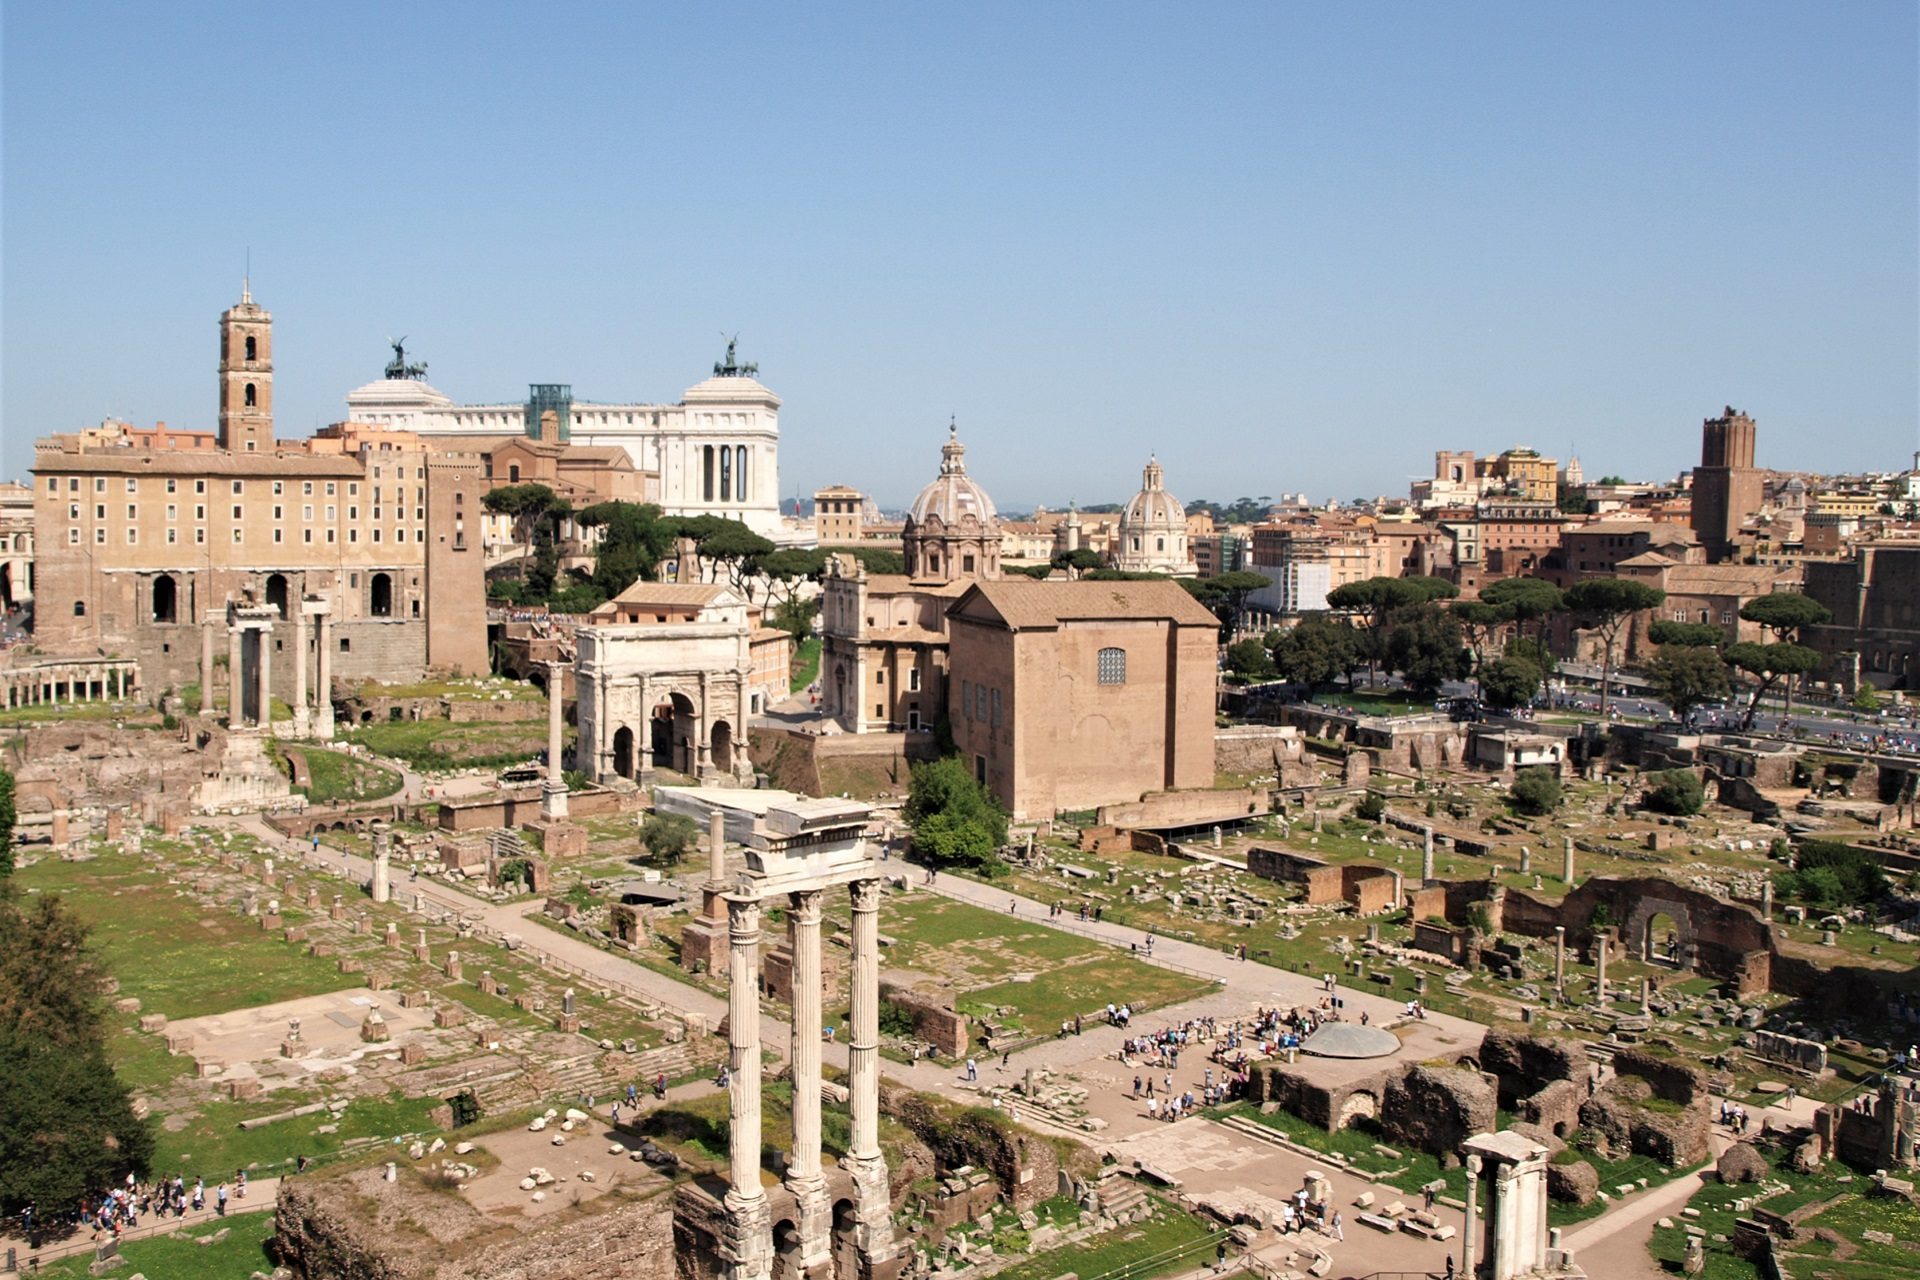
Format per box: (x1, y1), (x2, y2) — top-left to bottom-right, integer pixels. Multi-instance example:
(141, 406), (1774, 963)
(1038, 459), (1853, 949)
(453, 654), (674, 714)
(217, 283), (273, 453)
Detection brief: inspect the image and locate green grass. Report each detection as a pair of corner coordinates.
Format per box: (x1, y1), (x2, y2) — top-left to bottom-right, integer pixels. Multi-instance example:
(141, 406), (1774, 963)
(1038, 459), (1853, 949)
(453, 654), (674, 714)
(0, 699), (156, 726)
(791, 636), (821, 693)
(360, 676), (543, 701)
(18, 847), (363, 1019)
(342, 717), (559, 771)
(990, 1197), (1221, 1280)
(32, 1210), (276, 1279)
(152, 1090), (448, 1181)
(289, 746), (403, 804)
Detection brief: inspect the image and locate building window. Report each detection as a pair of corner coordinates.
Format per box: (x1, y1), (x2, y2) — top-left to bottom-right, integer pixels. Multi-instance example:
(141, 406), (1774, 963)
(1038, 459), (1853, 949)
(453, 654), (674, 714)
(1097, 647), (1127, 685)
(243, 382), (257, 407)
(340, 637), (351, 652)
(68, 528), (78, 545)
(95, 478), (105, 493)
(166, 504), (176, 521)
(125, 478), (137, 493)
(909, 668), (921, 692)
(195, 479), (205, 494)
(95, 528), (105, 544)
(273, 529), (283, 543)
(245, 335), (257, 360)
(232, 505), (243, 520)
(126, 528), (137, 544)
(273, 505), (283, 520)
(303, 481), (313, 495)
(232, 481), (243, 495)
(195, 528), (205, 544)
(233, 528), (243, 543)
(95, 504), (105, 519)
(73, 600), (85, 616)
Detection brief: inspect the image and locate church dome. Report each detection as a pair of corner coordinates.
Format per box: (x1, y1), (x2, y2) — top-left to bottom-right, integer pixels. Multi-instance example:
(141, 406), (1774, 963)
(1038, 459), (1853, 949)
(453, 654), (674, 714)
(909, 426), (999, 529)
(1121, 456), (1186, 531)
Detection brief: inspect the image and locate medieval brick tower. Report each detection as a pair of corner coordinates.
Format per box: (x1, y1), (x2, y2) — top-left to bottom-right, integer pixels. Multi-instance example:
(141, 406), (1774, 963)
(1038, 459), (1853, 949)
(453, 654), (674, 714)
(1690, 406), (1763, 563)
(217, 285), (274, 453)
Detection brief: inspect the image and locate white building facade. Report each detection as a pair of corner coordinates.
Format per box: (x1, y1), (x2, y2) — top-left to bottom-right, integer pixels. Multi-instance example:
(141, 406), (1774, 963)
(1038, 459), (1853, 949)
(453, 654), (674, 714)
(344, 353), (785, 538)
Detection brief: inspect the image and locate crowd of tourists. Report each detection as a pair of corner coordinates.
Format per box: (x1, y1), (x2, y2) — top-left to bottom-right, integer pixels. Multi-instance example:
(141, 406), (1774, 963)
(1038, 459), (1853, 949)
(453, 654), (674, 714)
(19, 1171), (249, 1247)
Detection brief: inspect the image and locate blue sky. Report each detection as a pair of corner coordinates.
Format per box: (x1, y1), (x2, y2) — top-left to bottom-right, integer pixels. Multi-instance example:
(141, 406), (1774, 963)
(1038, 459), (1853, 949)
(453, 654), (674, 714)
(3, 3), (1915, 510)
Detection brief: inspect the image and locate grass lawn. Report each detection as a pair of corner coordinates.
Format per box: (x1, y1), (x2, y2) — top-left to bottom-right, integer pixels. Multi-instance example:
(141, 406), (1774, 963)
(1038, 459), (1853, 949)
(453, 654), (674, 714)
(1648, 1143), (1920, 1280)
(990, 1196), (1221, 1280)
(790, 636), (822, 692)
(342, 717), (559, 771)
(861, 894), (1218, 1042)
(152, 1090), (449, 1181)
(289, 746), (403, 804)
(33, 1211), (276, 1280)
(19, 847), (361, 1020)
(359, 676), (543, 701)
(0, 699), (158, 726)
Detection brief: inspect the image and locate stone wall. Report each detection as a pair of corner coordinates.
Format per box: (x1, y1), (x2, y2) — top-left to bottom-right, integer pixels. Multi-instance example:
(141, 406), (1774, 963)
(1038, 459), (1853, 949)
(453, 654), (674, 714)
(880, 982), (970, 1059)
(273, 1162), (677, 1280)
(1213, 725), (1305, 776)
(1379, 1066), (1496, 1157)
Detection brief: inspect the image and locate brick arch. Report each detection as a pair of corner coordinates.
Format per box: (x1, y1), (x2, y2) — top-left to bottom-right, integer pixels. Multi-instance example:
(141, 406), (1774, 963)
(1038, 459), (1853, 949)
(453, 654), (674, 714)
(1624, 896), (1696, 969)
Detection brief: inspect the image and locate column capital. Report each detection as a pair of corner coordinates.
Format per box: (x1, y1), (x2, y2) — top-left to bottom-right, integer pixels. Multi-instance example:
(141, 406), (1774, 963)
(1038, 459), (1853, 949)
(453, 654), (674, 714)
(1466, 1153), (1483, 1175)
(727, 890), (762, 938)
(850, 877), (882, 912)
(789, 887), (824, 923)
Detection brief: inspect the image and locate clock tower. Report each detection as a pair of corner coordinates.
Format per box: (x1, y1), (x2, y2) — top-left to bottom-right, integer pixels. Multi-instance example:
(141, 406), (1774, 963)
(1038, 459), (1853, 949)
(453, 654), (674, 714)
(217, 284), (273, 452)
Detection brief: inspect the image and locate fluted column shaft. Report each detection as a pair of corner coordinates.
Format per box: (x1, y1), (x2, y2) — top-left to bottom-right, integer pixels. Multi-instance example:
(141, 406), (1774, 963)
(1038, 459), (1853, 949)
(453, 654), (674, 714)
(789, 890), (824, 1181)
(727, 892), (765, 1200)
(848, 877), (881, 1162)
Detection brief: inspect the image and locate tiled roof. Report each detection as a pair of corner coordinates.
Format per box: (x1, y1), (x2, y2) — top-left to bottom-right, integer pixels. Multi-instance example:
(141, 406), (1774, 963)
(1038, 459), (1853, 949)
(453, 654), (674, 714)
(956, 578), (1220, 629)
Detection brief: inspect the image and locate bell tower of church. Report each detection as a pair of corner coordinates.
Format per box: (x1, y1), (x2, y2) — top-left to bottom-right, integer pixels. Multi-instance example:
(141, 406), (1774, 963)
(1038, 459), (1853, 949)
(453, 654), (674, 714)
(217, 284), (274, 453)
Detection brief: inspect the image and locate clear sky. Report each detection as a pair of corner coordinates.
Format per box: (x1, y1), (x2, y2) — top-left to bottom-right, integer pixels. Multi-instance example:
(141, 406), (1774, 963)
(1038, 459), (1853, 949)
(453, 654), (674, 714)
(3, 3), (1915, 511)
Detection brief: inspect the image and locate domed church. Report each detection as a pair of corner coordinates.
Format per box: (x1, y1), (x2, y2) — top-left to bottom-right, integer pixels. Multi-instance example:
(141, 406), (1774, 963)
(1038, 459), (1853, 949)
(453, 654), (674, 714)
(1112, 456), (1197, 575)
(902, 424), (1002, 584)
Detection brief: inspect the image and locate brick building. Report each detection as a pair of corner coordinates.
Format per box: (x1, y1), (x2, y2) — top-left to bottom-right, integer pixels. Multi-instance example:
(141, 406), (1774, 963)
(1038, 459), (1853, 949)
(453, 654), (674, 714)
(30, 288), (488, 700)
(1690, 407), (1767, 563)
(947, 579), (1219, 818)
(1803, 543), (1920, 693)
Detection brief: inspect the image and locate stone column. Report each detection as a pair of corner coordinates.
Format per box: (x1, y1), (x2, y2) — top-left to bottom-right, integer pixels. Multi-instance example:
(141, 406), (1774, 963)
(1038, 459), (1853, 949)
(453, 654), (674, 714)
(200, 618), (216, 715)
(370, 821), (392, 904)
(1562, 836), (1575, 884)
(786, 889), (832, 1273)
(722, 887), (772, 1280)
(1554, 926), (1566, 998)
(1761, 880), (1773, 921)
(1422, 827), (1436, 884)
(314, 609), (334, 740)
(257, 622), (273, 731)
(1463, 1152), (1482, 1280)
(292, 609), (311, 738)
(1594, 930), (1610, 1005)
(226, 623), (243, 725)
(1640, 976), (1651, 1014)
(842, 877), (896, 1277)
(543, 662), (570, 820)
(635, 675), (655, 787)
(709, 809), (728, 886)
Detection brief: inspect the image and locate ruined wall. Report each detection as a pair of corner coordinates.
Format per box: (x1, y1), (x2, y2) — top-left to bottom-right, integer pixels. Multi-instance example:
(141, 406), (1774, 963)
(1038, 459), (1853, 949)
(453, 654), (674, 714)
(1214, 725), (1306, 776)
(274, 1164), (676, 1280)
(1379, 1066), (1496, 1156)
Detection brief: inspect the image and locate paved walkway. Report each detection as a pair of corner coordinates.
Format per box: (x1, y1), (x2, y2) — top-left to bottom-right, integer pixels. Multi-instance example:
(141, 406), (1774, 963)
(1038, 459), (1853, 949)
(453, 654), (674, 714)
(0, 1178), (282, 1268)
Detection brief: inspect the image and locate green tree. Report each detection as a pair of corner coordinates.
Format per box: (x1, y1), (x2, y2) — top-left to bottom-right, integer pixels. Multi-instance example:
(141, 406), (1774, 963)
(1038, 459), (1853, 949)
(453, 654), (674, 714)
(1723, 641), (1819, 730)
(0, 766), (13, 877)
(1269, 616), (1364, 693)
(1739, 592), (1833, 642)
(1195, 570), (1272, 635)
(1452, 600), (1511, 691)
(1647, 643), (1733, 718)
(1509, 766), (1562, 816)
(1385, 602), (1470, 698)
(484, 483), (572, 599)
(1050, 548), (1106, 576)
(1326, 576), (1459, 684)
(840, 547), (904, 576)
(638, 812), (700, 864)
(1479, 576), (1564, 645)
(1647, 620), (1725, 648)
(905, 757), (1008, 872)
(1562, 578), (1666, 715)
(576, 501), (682, 598)
(0, 892), (156, 1219)
(757, 547), (830, 612)
(1480, 654), (1544, 711)
(771, 597), (820, 643)
(1643, 769), (1706, 816)
(1224, 638), (1276, 683)
(1852, 684), (1882, 713)
(1737, 592), (1833, 716)
(686, 518), (777, 600)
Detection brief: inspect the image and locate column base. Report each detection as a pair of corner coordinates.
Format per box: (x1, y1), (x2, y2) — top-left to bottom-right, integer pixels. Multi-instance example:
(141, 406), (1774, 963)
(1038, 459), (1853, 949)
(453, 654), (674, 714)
(293, 709), (311, 738)
(542, 781), (570, 820)
(721, 1188), (774, 1280)
(838, 1153), (899, 1280)
(784, 1174), (834, 1277)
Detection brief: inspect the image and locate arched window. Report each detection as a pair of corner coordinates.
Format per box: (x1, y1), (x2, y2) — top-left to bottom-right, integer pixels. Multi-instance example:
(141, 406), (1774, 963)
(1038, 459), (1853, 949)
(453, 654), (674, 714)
(370, 572), (393, 618)
(151, 574), (178, 624)
(73, 600), (86, 616)
(244, 382), (257, 407)
(265, 573), (289, 620)
(1156, 536), (1165, 552)
(244, 335), (257, 361)
(508, 464), (520, 483)
(1097, 647), (1126, 685)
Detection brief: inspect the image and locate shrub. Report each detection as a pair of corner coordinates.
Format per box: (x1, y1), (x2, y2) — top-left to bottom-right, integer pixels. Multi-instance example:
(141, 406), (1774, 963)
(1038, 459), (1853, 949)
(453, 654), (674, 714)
(1643, 769), (1705, 816)
(1356, 791), (1387, 822)
(1509, 766), (1562, 816)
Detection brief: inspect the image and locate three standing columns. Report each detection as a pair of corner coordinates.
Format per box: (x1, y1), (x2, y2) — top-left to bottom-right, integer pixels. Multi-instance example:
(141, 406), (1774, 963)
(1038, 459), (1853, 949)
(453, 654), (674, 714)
(724, 876), (895, 1280)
